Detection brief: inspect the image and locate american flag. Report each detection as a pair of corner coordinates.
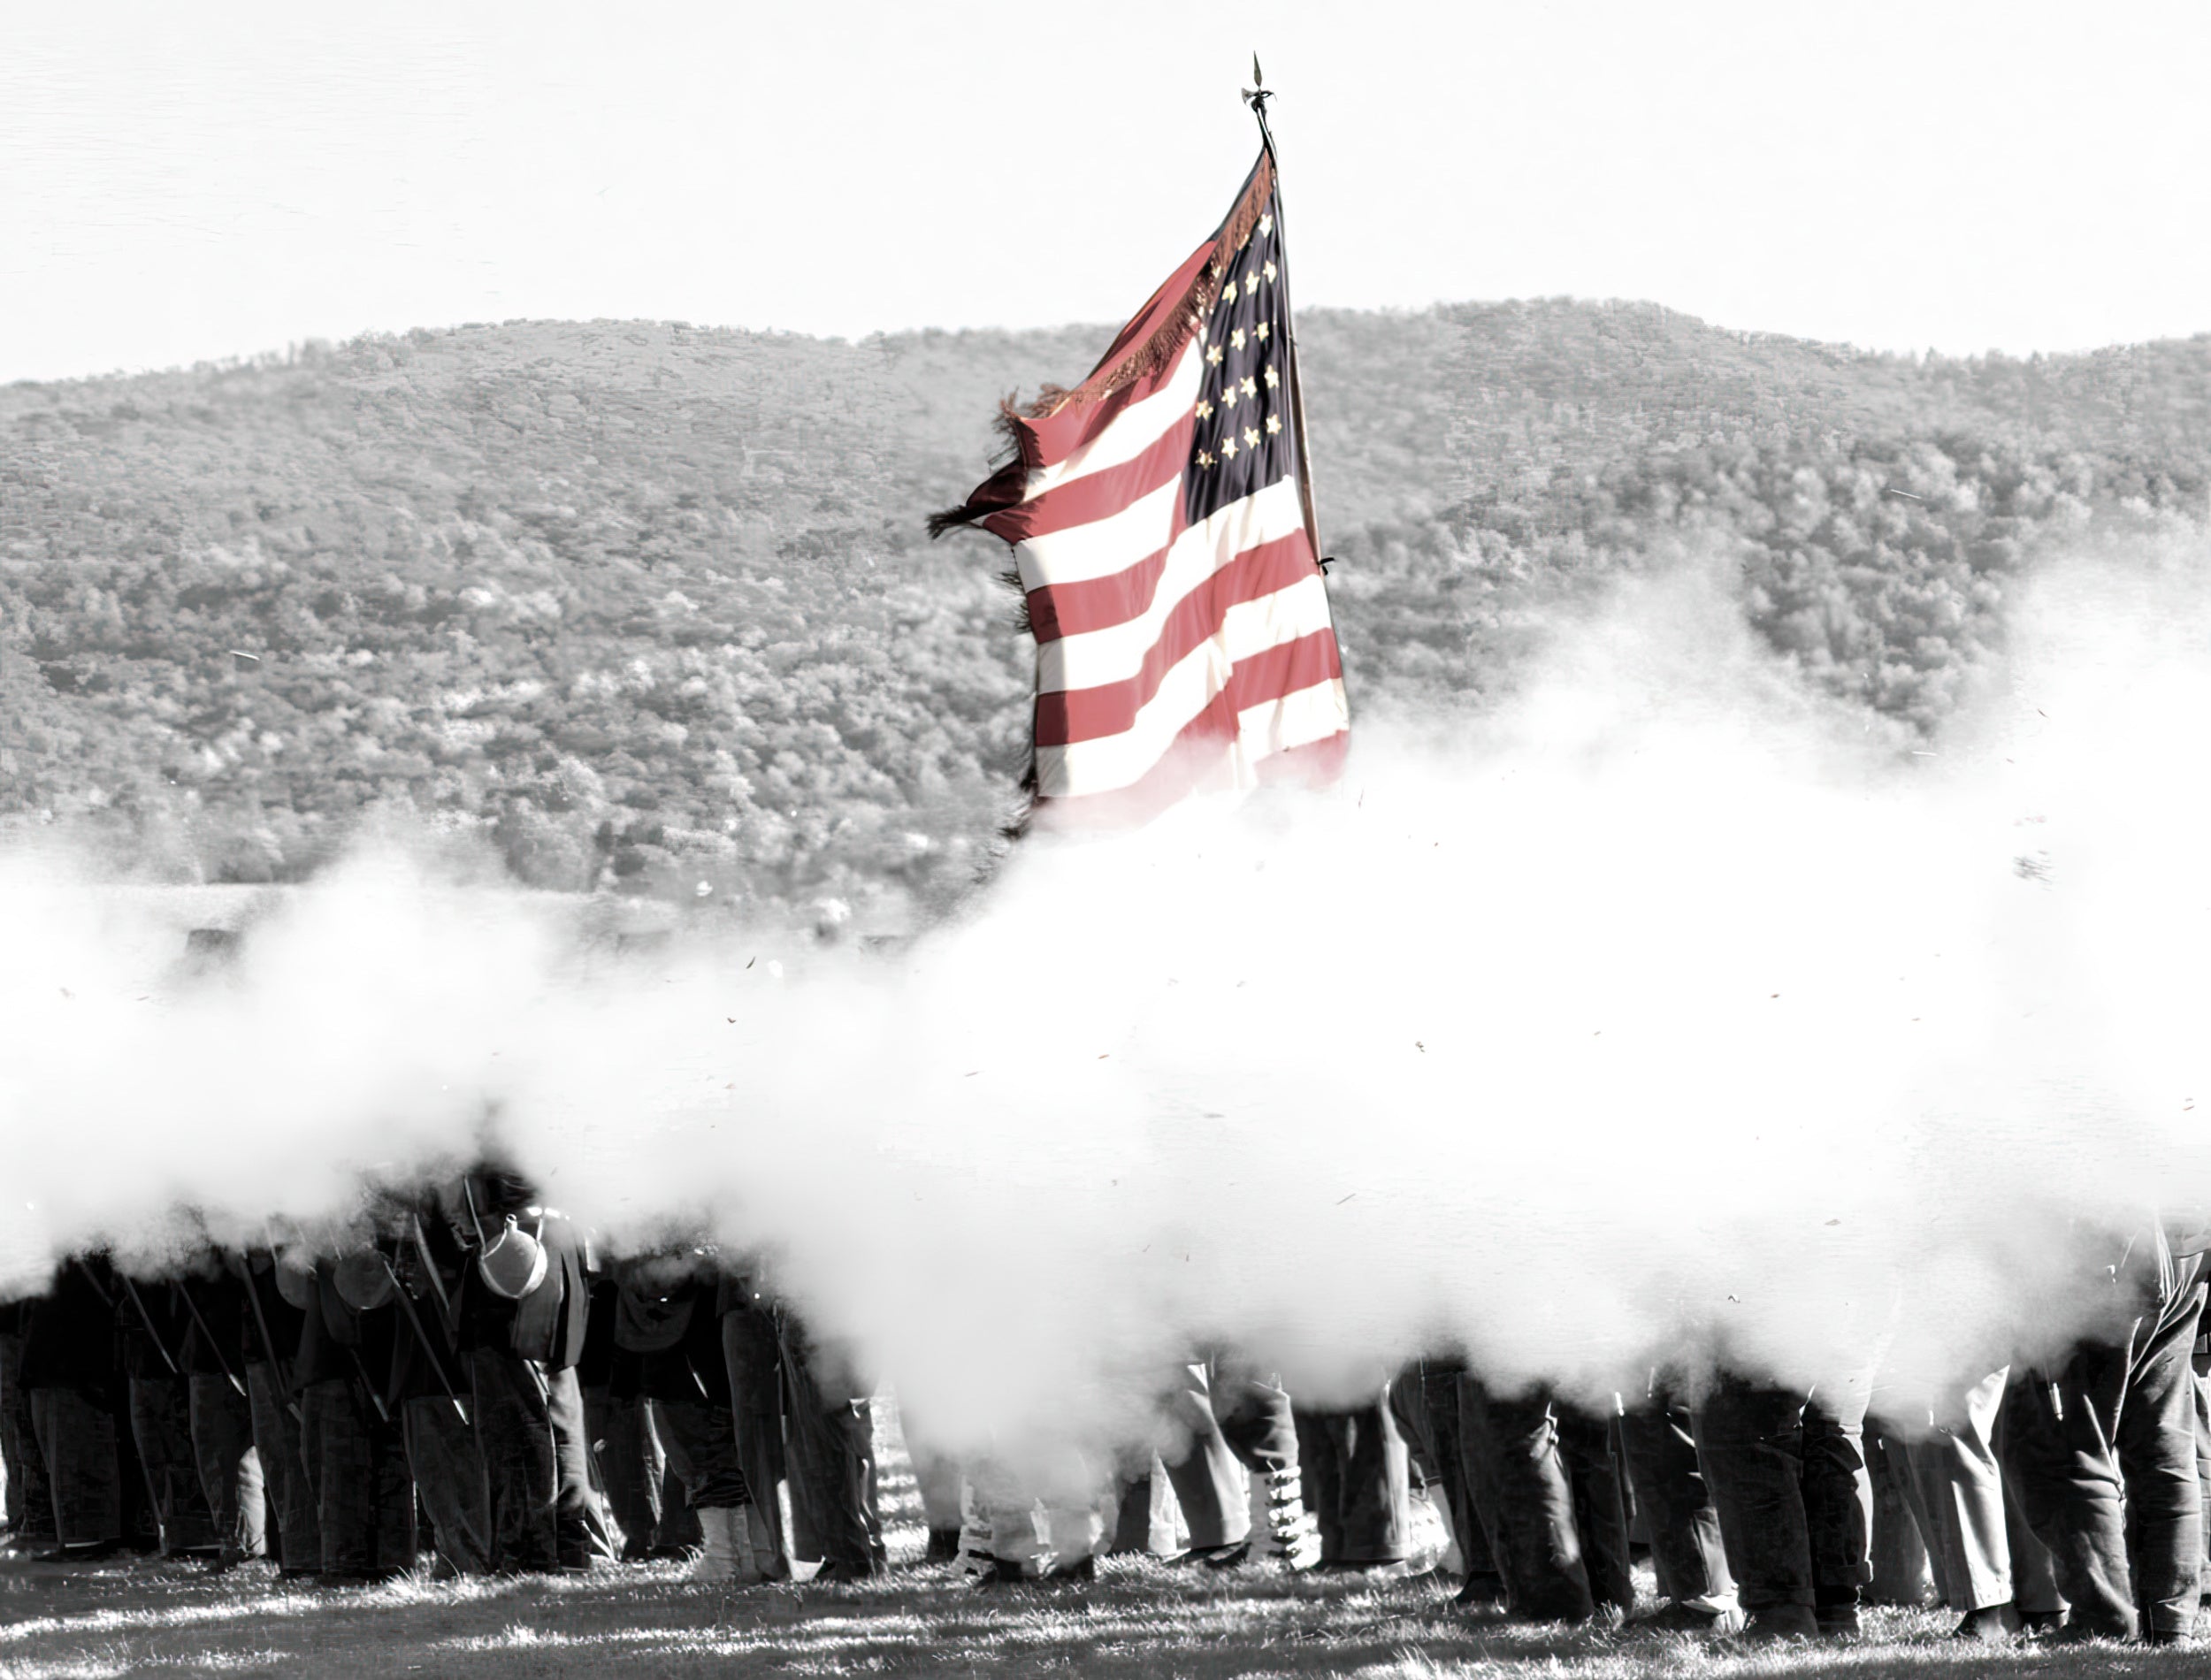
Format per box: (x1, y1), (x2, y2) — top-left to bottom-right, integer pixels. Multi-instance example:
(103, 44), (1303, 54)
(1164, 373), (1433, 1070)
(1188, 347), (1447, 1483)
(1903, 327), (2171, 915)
(930, 149), (1350, 827)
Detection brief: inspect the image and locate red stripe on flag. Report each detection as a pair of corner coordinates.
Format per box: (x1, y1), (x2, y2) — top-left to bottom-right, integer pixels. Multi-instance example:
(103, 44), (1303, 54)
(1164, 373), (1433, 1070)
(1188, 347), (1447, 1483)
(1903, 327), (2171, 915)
(1033, 664), (1345, 833)
(1255, 725), (1350, 790)
(1027, 544), (1168, 643)
(985, 413), (1196, 546)
(1222, 627), (1343, 714)
(1032, 535), (1327, 747)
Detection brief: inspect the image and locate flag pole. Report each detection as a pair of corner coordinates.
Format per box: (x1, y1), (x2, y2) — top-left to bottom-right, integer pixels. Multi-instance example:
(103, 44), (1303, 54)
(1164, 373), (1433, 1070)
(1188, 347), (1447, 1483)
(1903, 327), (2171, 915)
(1243, 57), (1327, 577)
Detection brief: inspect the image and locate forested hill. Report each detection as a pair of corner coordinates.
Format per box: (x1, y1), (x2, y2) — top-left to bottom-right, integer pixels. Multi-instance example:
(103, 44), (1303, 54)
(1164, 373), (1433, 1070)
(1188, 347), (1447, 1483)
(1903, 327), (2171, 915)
(2, 305), (2207, 928)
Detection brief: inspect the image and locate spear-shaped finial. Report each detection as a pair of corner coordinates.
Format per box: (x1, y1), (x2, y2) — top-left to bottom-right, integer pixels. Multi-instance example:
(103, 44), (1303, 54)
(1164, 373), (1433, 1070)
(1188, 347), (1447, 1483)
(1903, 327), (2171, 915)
(1243, 52), (1273, 124)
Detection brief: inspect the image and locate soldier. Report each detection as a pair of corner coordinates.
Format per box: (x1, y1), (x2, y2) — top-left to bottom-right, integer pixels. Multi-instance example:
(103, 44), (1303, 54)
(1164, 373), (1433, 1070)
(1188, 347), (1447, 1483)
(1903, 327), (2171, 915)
(1293, 1382), (1413, 1572)
(1390, 1354), (1500, 1598)
(777, 1304), (887, 1581)
(616, 1249), (774, 1581)
(1694, 1367), (1882, 1638)
(18, 1256), (126, 1561)
(1615, 1380), (1741, 1630)
(719, 1271), (797, 1575)
(1456, 1375), (1634, 1623)
(580, 1271), (673, 1562)
(386, 1210), (490, 1577)
(302, 1248), (416, 1583)
(118, 1274), (221, 1559)
(444, 1165), (616, 1573)
(1153, 1354), (1321, 1570)
(2000, 1216), (2210, 1643)
(233, 1245), (319, 1577)
(175, 1250), (265, 1569)
(0, 1295), (57, 1554)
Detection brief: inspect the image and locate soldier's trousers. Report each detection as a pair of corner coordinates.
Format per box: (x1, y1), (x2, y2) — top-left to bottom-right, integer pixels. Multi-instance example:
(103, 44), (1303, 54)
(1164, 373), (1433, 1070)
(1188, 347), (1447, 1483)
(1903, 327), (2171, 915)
(1618, 1395), (1736, 1607)
(1882, 1367), (2015, 1613)
(245, 1360), (318, 1573)
(777, 1311), (884, 1574)
(1865, 1425), (1935, 1604)
(187, 1372), (264, 1564)
(585, 1384), (664, 1558)
(471, 1349), (615, 1572)
(1389, 1359), (1496, 1579)
(1, 1332), (55, 1542)
(1159, 1362), (1258, 1551)
(300, 1376), (414, 1578)
(1695, 1375), (1875, 1615)
(1157, 1361), (1312, 1554)
(29, 1385), (122, 1546)
(1294, 1390), (1410, 1566)
(723, 1303), (795, 1567)
(654, 1396), (752, 1510)
(129, 1374), (219, 1554)
(974, 1447), (1109, 1574)
(1458, 1379), (1632, 1619)
(2001, 1276), (2208, 1641)
(403, 1395), (489, 1574)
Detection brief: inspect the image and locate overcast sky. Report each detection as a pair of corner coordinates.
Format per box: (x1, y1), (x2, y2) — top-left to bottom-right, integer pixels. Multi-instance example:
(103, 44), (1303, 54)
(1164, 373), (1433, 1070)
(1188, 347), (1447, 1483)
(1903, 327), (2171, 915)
(4, 0), (2207, 386)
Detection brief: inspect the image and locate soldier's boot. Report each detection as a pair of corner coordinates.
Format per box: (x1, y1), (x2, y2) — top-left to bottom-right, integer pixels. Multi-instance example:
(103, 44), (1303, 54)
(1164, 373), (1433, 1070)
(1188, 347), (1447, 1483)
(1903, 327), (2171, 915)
(955, 1478), (998, 1585)
(1210, 1467), (1320, 1571)
(687, 1508), (754, 1585)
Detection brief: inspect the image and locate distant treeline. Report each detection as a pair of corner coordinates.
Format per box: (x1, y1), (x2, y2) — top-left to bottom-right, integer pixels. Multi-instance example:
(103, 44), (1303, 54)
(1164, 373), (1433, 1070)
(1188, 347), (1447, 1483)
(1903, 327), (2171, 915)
(2, 306), (2206, 924)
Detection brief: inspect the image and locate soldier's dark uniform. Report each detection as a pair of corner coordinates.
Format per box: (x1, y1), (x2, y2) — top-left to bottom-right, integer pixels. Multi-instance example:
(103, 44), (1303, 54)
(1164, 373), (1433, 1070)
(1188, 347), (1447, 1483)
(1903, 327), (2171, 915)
(1614, 1386), (1739, 1624)
(386, 1222), (490, 1577)
(1, 1297), (57, 1550)
(1293, 1386), (1412, 1569)
(617, 1256), (769, 1576)
(776, 1303), (886, 1580)
(581, 1273), (695, 1561)
(453, 1178), (615, 1573)
(1456, 1377), (1633, 1621)
(1693, 1369), (1880, 1637)
(176, 1262), (265, 1567)
(232, 1249), (319, 1576)
(720, 1273), (798, 1569)
(1389, 1355), (1497, 1594)
(2001, 1221), (2211, 1642)
(296, 1261), (415, 1581)
(19, 1258), (126, 1555)
(119, 1278), (220, 1557)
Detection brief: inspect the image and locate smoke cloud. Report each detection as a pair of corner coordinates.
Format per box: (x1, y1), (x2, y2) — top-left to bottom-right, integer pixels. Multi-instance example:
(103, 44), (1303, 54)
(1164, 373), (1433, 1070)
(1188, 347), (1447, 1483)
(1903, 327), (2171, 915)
(5, 537), (2210, 1468)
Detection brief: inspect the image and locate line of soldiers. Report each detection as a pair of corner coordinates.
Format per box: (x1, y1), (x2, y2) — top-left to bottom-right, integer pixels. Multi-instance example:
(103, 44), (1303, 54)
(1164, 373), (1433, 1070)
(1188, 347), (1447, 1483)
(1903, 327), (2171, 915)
(0, 1165), (893, 1586)
(6, 1196), (2207, 1646)
(7, 954), (2211, 1640)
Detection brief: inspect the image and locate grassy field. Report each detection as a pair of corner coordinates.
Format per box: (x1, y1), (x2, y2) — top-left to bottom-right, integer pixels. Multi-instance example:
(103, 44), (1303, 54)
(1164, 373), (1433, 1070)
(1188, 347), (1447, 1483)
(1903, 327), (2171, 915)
(2, 1421), (2192, 1678)
(4, 1550), (2199, 1680)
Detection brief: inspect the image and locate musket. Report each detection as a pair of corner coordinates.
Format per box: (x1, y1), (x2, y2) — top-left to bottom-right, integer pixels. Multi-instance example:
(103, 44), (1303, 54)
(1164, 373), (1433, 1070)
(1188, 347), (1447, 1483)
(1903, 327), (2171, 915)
(69, 1256), (117, 1314)
(231, 1251), (304, 1424)
(172, 1274), (249, 1400)
(377, 1249), (470, 1427)
(340, 1336), (394, 1426)
(117, 1272), (181, 1378)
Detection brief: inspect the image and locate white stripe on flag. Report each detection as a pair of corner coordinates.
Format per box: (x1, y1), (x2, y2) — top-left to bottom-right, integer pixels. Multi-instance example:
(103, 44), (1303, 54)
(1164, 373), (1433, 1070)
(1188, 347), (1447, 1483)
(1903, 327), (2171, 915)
(1037, 478), (1309, 693)
(1035, 576), (1337, 795)
(1021, 346), (1204, 496)
(1014, 477), (1184, 589)
(1236, 675), (1350, 762)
